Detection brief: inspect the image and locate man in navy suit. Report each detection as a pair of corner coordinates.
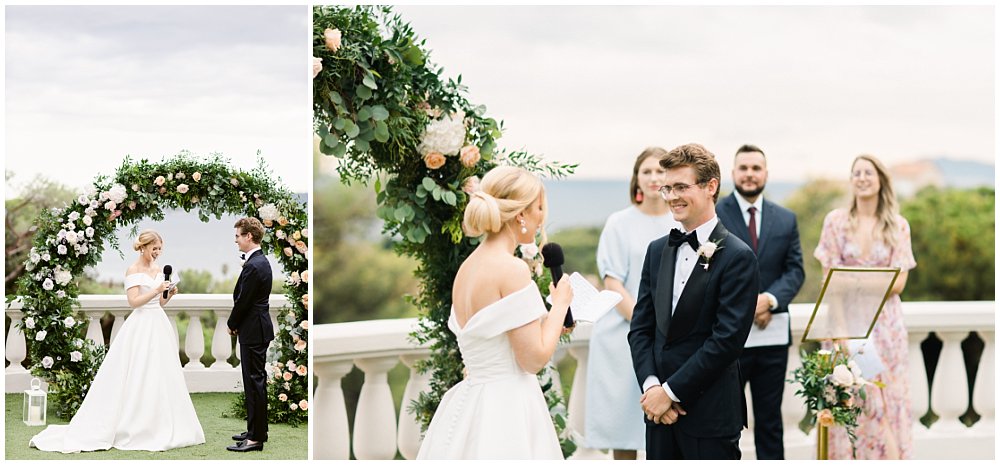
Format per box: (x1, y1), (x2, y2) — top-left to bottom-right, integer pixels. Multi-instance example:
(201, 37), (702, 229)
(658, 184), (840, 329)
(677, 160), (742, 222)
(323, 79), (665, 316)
(716, 144), (804, 459)
(628, 143), (758, 460)
(227, 217), (274, 452)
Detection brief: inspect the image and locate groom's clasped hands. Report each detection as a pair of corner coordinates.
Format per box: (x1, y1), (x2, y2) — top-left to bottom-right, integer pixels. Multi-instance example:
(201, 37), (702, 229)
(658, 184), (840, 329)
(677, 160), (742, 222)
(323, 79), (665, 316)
(640, 386), (687, 425)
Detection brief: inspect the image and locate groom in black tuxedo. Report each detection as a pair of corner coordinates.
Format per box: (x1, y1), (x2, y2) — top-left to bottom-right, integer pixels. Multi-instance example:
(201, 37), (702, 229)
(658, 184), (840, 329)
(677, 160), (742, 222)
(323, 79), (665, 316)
(227, 217), (274, 452)
(717, 145), (804, 459)
(628, 143), (758, 460)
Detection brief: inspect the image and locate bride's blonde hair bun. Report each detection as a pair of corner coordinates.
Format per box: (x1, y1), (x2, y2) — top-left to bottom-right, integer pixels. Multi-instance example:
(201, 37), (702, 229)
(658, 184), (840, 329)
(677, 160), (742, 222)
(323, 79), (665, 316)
(462, 166), (543, 237)
(133, 230), (163, 251)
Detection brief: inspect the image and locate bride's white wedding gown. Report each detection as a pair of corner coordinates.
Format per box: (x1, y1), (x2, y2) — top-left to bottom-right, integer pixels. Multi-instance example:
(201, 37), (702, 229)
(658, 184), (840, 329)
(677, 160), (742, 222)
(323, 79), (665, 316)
(29, 273), (205, 453)
(416, 283), (563, 459)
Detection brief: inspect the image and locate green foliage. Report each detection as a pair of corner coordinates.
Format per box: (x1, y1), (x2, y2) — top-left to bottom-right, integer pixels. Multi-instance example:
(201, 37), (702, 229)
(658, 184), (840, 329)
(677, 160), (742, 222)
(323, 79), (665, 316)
(783, 179), (848, 303)
(10, 152), (308, 425)
(900, 187), (995, 301)
(548, 227), (602, 279)
(5, 171), (77, 293)
(315, 5), (576, 456)
(178, 269), (214, 293)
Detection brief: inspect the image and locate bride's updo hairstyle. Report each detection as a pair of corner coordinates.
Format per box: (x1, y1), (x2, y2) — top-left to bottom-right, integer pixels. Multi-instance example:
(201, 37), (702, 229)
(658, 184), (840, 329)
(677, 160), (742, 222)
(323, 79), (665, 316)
(133, 230), (163, 252)
(463, 166), (543, 237)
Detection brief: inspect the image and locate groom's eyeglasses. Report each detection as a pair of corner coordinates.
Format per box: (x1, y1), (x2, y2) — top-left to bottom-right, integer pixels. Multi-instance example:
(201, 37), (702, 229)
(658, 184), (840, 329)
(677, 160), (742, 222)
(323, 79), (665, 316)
(658, 182), (704, 199)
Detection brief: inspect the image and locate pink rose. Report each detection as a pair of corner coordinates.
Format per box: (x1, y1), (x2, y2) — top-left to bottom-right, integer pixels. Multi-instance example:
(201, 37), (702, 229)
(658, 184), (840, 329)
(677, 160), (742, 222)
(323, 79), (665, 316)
(295, 240), (308, 254)
(295, 339), (307, 352)
(127, 201), (137, 210)
(177, 184), (189, 194)
(301, 270), (309, 283)
(192, 172), (201, 182)
(283, 247), (293, 257)
(299, 320), (309, 330)
(324, 28), (342, 52)
(108, 210), (122, 221)
(299, 399), (309, 411)
(296, 365), (308, 376)
(424, 151), (446, 170)
(290, 403), (298, 411)
(283, 371), (293, 381)
(462, 176), (481, 194)
(154, 176), (165, 186)
(459, 145), (481, 168)
(301, 228), (309, 238)
(278, 393), (288, 401)
(159, 187), (167, 194)
(312, 57), (323, 79)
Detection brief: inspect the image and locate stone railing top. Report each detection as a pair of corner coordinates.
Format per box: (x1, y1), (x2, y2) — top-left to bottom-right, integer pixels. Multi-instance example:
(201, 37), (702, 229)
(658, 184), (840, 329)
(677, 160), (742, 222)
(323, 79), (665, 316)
(6, 294), (290, 314)
(314, 301), (995, 362)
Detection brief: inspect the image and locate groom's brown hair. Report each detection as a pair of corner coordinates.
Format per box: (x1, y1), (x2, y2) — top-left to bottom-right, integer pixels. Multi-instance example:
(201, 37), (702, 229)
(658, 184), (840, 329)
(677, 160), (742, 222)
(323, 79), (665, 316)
(235, 217), (265, 244)
(660, 143), (721, 202)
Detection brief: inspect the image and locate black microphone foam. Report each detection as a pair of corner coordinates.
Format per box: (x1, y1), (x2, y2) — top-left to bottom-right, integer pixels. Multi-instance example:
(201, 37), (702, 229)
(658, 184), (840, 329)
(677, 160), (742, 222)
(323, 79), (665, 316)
(540, 243), (573, 327)
(162, 265), (173, 298)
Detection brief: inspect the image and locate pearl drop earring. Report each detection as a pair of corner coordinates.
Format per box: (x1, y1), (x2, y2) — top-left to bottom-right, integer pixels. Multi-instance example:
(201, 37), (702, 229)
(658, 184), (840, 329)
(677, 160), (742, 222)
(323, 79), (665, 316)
(519, 218), (527, 234)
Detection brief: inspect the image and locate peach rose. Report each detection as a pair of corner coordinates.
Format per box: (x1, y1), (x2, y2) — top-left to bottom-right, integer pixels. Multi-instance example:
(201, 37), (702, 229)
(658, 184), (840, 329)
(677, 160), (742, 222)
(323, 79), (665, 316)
(278, 393), (288, 402)
(462, 176), (480, 194)
(302, 294), (309, 310)
(192, 172), (201, 182)
(283, 371), (293, 381)
(459, 145), (481, 168)
(296, 365), (308, 376)
(299, 399), (309, 411)
(177, 184), (189, 194)
(817, 408), (835, 427)
(158, 187), (167, 194)
(278, 217), (289, 227)
(312, 57), (323, 79)
(264, 219), (274, 228)
(128, 201), (137, 210)
(324, 28), (342, 52)
(295, 240), (308, 254)
(424, 151), (446, 170)
(292, 231), (302, 241)
(290, 403), (298, 411)
(295, 339), (307, 352)
(299, 320), (309, 330)
(301, 270), (310, 283)
(283, 247), (293, 257)
(154, 176), (165, 186)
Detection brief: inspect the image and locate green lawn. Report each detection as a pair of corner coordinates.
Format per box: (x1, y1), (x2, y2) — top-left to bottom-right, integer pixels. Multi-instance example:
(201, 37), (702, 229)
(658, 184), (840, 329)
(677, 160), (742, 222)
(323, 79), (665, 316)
(5, 393), (307, 460)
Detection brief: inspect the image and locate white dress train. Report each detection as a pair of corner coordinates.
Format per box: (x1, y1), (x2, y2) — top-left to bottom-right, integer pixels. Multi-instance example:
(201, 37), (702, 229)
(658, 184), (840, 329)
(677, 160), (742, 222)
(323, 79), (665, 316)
(29, 273), (205, 453)
(416, 283), (563, 460)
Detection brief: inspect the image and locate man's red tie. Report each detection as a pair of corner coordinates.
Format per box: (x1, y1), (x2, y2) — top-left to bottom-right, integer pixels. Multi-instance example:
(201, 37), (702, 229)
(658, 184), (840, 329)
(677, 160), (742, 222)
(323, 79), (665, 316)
(748, 206), (758, 252)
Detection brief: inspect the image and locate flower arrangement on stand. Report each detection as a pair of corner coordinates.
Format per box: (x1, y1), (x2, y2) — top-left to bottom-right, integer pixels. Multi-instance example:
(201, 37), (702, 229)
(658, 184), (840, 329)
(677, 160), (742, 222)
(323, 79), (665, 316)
(10, 152), (308, 425)
(791, 344), (883, 458)
(313, 5), (577, 457)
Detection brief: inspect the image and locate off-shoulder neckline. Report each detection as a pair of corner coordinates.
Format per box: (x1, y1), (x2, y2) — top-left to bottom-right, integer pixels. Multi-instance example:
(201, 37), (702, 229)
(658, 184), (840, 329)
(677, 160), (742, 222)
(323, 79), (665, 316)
(126, 272), (162, 281)
(452, 282), (536, 332)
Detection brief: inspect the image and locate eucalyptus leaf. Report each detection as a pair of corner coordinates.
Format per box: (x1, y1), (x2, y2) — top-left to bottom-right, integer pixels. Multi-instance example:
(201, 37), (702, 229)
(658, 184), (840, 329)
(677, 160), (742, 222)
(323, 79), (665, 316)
(371, 105), (389, 121)
(357, 106), (373, 120)
(356, 85), (372, 100)
(328, 91), (343, 105)
(343, 120), (360, 138)
(362, 74), (378, 89)
(354, 138), (370, 152)
(443, 191), (457, 206)
(422, 177), (436, 191)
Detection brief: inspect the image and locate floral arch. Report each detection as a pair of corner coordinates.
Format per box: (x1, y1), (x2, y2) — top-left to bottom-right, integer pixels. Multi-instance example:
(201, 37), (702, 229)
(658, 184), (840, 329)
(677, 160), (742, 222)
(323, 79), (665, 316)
(12, 152), (309, 425)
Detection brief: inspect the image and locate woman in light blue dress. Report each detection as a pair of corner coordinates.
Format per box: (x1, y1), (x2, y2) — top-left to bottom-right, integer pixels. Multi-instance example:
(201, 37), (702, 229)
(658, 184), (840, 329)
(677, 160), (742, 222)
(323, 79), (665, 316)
(585, 147), (680, 459)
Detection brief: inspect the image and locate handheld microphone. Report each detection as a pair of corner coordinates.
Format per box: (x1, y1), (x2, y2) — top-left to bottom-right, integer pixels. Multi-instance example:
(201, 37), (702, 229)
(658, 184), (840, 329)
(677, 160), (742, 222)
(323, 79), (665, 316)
(162, 265), (173, 298)
(540, 243), (574, 328)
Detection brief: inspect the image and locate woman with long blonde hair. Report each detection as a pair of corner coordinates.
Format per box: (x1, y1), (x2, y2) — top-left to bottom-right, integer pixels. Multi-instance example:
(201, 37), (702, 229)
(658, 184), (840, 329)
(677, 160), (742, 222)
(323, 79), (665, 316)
(814, 155), (916, 459)
(416, 166), (573, 459)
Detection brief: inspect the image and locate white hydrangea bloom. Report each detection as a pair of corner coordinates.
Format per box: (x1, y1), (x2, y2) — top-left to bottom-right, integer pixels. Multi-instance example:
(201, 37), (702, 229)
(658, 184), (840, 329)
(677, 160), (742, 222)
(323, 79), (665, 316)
(417, 113), (466, 157)
(259, 204), (280, 222)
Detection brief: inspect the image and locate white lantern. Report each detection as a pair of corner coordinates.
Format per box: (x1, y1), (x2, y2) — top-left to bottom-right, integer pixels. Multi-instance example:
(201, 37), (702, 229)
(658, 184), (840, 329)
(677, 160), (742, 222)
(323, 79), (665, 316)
(23, 378), (47, 426)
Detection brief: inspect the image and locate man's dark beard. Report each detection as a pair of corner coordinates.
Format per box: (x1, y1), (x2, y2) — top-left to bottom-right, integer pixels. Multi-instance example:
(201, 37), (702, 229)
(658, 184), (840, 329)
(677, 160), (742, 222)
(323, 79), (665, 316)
(735, 183), (765, 199)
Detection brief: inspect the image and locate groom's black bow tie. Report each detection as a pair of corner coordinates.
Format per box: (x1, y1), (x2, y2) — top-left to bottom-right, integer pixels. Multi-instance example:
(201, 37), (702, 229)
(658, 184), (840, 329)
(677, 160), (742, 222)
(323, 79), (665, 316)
(668, 228), (699, 250)
(240, 253), (246, 260)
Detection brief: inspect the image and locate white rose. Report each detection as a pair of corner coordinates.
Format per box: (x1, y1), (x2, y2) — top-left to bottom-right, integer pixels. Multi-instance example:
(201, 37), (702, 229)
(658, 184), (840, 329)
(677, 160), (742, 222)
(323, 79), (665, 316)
(56, 290), (66, 298)
(84, 207), (96, 217)
(41, 253), (51, 261)
(85, 227), (95, 238)
(57, 245), (67, 255)
(276, 230), (286, 240)
(68, 211), (80, 222)
(24, 317), (35, 329)
(41, 356), (54, 369)
(74, 339), (84, 348)
(259, 204), (280, 222)
(417, 113), (466, 157)
(77, 244), (89, 255)
(286, 360), (296, 371)
(29, 250), (40, 264)
(107, 184), (127, 203)
(35, 330), (48, 341)
(70, 351), (83, 362)
(54, 268), (72, 285)
(302, 229), (309, 238)
(89, 200), (99, 209)
(64, 316), (76, 327)
(697, 242), (719, 259)
(104, 201), (116, 211)
(519, 242), (538, 259)
(65, 230), (79, 244)
(78, 194), (90, 206)
(82, 215), (93, 226)
(43, 278), (55, 290)
(831, 364), (855, 387)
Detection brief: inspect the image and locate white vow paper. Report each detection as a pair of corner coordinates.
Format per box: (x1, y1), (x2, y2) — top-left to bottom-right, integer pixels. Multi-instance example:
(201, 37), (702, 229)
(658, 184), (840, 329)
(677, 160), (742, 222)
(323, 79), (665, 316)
(546, 272), (623, 323)
(744, 312), (790, 348)
(847, 338), (886, 380)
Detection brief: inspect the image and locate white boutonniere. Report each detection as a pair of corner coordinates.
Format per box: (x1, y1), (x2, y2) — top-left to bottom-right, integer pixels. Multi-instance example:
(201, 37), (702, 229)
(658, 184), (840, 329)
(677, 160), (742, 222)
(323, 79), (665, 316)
(696, 239), (724, 270)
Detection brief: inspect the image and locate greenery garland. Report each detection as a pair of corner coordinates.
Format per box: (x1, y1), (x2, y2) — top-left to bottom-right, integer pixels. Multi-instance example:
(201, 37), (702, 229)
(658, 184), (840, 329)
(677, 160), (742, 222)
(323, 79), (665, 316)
(9, 152), (308, 426)
(313, 5), (577, 456)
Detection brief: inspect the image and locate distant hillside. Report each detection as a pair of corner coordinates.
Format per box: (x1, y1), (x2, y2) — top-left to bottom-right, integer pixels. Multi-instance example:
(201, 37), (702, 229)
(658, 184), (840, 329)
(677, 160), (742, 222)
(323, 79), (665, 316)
(934, 158), (995, 189)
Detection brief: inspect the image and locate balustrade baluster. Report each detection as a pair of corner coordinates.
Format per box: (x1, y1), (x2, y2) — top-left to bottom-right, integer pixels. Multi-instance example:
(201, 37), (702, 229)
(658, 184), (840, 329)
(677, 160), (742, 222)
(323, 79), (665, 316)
(353, 356), (400, 459)
(972, 331), (994, 431)
(313, 360), (354, 459)
(397, 354), (431, 460)
(184, 311), (206, 369)
(109, 310), (129, 344)
(566, 345), (606, 458)
(5, 312), (28, 373)
(908, 330), (930, 437)
(85, 313), (104, 347)
(929, 331), (969, 431)
(211, 310), (233, 369)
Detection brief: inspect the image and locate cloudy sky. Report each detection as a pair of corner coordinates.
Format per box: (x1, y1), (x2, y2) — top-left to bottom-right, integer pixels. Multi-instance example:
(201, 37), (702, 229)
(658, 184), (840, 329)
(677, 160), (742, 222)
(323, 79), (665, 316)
(392, 5), (994, 182)
(5, 5), (312, 194)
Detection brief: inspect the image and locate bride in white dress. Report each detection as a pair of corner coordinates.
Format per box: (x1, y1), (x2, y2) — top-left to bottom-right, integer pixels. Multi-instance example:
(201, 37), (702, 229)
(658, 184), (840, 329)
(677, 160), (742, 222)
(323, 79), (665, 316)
(30, 230), (205, 453)
(416, 166), (573, 459)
